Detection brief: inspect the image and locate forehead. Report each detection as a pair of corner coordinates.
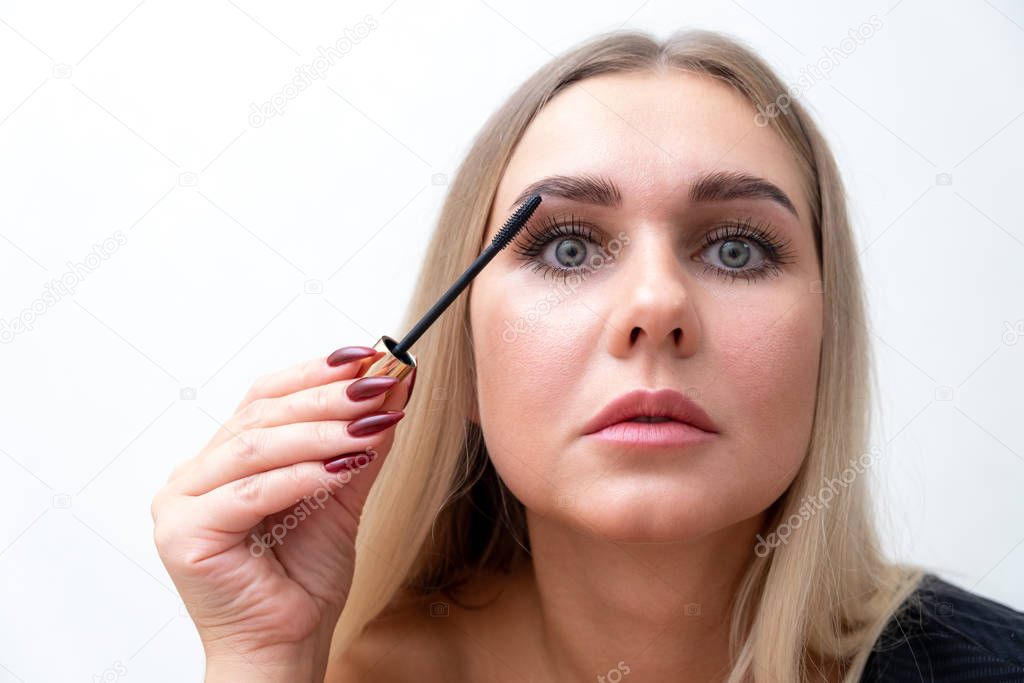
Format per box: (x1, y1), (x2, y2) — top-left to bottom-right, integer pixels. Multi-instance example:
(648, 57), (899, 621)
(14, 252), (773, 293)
(493, 70), (810, 224)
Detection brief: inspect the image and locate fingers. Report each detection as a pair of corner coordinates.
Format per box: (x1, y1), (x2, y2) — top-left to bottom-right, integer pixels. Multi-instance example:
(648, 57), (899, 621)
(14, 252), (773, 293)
(195, 346), (381, 455)
(191, 459), (376, 536)
(153, 457), (378, 569)
(175, 414), (403, 496)
(203, 375), (398, 455)
(152, 346), (412, 580)
(233, 346), (378, 413)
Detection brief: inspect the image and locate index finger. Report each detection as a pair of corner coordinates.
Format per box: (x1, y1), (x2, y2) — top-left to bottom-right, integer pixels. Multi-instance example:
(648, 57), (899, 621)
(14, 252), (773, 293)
(235, 346), (378, 411)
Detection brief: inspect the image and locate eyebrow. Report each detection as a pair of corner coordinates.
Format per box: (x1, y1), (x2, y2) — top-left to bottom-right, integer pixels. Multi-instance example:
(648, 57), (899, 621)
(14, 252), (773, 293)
(510, 170), (799, 218)
(511, 173), (622, 211)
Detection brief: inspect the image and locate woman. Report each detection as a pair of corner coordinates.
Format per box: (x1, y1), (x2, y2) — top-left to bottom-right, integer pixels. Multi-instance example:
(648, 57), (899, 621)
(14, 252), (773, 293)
(151, 29), (1024, 682)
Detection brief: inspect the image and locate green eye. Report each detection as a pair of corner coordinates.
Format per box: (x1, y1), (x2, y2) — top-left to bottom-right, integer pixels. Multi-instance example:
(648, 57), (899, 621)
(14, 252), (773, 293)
(697, 218), (795, 283)
(511, 213), (605, 282)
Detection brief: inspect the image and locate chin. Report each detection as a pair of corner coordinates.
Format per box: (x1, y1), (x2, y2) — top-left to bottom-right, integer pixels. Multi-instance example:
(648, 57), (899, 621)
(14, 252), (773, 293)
(565, 485), (741, 545)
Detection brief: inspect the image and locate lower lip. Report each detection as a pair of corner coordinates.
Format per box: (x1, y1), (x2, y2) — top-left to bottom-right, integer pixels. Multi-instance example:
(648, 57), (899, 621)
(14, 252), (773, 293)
(586, 420), (717, 448)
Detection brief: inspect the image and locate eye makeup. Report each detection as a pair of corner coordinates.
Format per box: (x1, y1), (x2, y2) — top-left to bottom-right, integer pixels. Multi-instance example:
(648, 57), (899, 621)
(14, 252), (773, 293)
(696, 216), (796, 283)
(510, 211), (796, 284)
(510, 212), (609, 282)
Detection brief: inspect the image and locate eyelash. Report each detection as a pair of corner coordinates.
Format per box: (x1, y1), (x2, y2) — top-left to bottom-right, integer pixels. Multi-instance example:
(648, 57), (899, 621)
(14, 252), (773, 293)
(510, 213), (603, 282)
(509, 213), (796, 283)
(697, 217), (796, 283)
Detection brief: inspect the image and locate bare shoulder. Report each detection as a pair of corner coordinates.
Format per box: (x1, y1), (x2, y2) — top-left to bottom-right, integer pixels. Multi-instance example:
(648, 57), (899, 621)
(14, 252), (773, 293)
(326, 592), (467, 682)
(326, 570), (531, 682)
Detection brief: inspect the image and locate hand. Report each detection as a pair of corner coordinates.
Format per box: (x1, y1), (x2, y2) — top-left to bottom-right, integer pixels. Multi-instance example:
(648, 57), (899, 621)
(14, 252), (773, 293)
(150, 346), (415, 681)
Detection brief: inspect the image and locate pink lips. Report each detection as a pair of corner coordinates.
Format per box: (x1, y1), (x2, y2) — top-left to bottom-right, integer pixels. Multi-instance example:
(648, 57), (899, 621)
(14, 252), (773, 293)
(582, 387), (719, 448)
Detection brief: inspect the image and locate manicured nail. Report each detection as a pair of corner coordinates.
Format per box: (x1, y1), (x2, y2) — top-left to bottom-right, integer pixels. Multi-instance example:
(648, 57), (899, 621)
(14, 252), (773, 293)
(402, 367), (417, 409)
(347, 410), (404, 437)
(346, 376), (400, 401)
(327, 346), (376, 367)
(324, 449), (378, 473)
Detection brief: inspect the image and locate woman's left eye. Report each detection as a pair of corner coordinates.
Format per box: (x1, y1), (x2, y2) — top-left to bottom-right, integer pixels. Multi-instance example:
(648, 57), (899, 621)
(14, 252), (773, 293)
(700, 237), (769, 271)
(696, 218), (795, 283)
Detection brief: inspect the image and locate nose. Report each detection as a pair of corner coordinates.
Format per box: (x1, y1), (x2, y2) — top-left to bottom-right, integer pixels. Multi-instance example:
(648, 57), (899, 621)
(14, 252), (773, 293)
(602, 233), (701, 360)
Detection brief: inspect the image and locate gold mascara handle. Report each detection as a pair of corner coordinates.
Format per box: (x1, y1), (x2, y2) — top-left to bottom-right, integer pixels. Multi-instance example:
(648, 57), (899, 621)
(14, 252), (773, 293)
(354, 335), (417, 381)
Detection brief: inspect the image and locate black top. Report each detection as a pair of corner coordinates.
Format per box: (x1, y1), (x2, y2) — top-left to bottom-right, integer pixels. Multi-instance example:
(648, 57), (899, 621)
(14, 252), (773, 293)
(861, 573), (1024, 681)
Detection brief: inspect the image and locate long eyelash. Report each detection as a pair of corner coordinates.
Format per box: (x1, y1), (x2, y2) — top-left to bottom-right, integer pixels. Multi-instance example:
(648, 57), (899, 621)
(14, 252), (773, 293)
(510, 212), (603, 281)
(509, 214), (795, 284)
(698, 217), (796, 284)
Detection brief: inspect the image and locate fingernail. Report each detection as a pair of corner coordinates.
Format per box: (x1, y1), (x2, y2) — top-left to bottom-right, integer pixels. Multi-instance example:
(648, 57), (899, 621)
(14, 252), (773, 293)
(324, 449), (378, 473)
(346, 376), (400, 401)
(327, 346), (376, 367)
(347, 410), (404, 437)
(402, 367), (417, 409)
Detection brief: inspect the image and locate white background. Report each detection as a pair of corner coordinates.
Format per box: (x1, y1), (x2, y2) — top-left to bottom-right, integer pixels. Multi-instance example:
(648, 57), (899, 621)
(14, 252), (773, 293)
(1, 0), (1022, 680)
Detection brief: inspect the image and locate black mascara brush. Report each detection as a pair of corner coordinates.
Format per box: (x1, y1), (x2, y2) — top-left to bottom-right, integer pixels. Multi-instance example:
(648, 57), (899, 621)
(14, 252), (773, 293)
(353, 194), (542, 381)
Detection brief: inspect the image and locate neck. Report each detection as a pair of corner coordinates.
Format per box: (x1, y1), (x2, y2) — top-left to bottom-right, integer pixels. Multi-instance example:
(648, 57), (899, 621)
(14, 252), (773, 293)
(521, 510), (764, 682)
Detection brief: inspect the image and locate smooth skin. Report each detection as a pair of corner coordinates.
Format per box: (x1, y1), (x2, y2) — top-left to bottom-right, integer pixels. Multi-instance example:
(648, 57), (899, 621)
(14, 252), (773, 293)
(151, 352), (412, 682)
(334, 70), (826, 681)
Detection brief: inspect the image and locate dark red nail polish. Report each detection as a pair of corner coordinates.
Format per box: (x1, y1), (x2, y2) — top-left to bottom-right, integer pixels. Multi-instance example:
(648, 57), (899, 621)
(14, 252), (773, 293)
(403, 368), (417, 409)
(347, 410), (404, 437)
(327, 346), (376, 367)
(324, 449), (378, 473)
(346, 376), (400, 401)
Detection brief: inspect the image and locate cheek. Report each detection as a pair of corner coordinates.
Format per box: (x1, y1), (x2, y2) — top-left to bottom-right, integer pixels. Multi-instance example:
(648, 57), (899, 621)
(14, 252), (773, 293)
(709, 293), (823, 488)
(471, 279), (597, 456)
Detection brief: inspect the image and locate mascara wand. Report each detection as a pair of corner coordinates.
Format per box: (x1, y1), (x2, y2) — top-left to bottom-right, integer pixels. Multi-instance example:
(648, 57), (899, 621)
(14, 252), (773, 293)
(354, 194), (542, 382)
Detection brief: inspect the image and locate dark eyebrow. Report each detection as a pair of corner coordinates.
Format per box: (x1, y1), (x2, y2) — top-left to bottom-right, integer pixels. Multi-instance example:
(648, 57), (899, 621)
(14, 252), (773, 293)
(688, 170), (799, 218)
(510, 173), (622, 211)
(510, 170), (799, 218)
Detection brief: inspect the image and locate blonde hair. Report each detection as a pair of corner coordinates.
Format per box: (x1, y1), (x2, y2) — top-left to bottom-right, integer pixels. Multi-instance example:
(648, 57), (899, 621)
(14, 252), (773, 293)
(331, 28), (924, 681)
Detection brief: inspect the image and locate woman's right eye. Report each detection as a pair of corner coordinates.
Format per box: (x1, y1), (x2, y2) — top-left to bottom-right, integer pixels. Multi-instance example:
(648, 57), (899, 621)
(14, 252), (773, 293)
(511, 213), (607, 281)
(539, 235), (594, 269)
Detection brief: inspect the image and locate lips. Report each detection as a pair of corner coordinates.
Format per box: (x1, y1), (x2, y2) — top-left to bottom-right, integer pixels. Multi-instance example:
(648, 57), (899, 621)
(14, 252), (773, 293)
(582, 387), (720, 436)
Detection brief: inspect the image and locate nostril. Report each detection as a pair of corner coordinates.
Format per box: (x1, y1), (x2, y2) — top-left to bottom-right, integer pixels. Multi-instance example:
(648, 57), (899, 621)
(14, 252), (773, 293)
(630, 327), (641, 344)
(673, 328), (682, 344)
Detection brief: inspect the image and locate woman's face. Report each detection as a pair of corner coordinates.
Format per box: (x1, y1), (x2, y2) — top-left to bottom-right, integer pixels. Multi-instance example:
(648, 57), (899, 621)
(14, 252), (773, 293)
(468, 70), (823, 543)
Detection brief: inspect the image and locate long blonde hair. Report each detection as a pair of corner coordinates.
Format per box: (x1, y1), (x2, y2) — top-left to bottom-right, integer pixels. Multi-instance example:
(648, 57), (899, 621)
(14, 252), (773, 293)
(331, 28), (924, 682)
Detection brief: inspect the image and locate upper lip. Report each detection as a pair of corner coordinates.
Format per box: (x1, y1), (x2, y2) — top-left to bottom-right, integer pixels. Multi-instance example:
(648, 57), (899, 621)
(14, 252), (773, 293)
(583, 388), (720, 435)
